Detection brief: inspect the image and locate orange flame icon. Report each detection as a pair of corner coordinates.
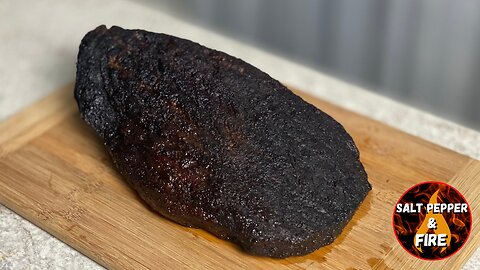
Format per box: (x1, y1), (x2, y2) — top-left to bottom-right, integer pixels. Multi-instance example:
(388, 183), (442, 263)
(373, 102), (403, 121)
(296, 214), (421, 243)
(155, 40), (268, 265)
(414, 190), (451, 253)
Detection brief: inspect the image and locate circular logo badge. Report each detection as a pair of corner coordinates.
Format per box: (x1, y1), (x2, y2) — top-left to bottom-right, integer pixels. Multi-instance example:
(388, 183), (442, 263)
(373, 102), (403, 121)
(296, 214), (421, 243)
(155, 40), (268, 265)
(393, 181), (472, 260)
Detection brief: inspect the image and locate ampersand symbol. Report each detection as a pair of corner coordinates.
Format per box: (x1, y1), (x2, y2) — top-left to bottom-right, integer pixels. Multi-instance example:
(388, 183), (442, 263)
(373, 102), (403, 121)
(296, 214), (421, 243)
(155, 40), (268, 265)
(427, 217), (437, 230)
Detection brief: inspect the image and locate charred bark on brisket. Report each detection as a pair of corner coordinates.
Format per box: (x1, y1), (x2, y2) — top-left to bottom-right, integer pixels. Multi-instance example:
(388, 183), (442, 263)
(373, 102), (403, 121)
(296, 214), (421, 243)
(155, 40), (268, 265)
(74, 25), (371, 258)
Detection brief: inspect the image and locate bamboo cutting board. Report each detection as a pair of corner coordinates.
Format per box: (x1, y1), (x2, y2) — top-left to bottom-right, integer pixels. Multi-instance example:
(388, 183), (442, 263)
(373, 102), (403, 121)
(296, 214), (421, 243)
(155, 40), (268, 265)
(0, 84), (479, 270)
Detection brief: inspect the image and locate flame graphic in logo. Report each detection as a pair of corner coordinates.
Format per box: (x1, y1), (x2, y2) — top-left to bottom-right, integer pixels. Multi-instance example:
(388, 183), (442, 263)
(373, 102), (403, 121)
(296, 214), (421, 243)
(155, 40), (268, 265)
(393, 182), (472, 259)
(413, 189), (451, 253)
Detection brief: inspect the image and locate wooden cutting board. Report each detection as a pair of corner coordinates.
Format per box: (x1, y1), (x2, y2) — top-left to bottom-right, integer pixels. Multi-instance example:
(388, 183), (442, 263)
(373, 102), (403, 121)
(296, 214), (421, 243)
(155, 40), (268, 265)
(0, 84), (479, 270)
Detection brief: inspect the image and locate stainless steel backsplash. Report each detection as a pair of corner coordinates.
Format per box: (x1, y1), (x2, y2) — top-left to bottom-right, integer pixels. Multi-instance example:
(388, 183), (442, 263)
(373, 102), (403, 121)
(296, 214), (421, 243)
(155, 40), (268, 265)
(140, 0), (480, 130)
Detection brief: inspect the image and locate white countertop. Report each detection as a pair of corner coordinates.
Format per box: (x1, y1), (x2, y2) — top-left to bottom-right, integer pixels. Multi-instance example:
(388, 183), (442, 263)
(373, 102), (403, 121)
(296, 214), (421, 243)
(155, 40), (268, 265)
(1, 0), (479, 269)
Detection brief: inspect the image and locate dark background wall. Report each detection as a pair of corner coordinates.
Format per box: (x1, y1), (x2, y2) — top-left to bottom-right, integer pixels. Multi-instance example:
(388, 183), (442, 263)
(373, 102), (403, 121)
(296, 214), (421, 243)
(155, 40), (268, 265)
(140, 0), (480, 130)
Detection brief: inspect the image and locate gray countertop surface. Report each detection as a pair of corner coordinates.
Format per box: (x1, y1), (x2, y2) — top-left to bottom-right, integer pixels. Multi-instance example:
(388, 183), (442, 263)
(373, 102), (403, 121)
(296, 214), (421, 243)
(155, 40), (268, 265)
(1, 1), (479, 269)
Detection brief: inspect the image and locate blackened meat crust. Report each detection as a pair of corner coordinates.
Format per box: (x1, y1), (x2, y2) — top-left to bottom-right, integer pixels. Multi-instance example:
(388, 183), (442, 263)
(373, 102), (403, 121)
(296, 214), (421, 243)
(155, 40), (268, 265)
(74, 25), (371, 258)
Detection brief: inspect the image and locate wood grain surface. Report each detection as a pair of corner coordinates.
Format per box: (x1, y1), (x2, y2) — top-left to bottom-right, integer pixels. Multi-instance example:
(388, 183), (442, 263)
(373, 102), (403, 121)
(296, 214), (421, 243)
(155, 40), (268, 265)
(0, 84), (478, 269)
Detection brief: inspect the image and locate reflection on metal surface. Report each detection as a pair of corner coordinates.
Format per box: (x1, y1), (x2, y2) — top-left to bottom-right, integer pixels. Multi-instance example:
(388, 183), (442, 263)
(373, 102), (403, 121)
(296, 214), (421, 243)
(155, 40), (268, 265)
(139, 0), (480, 130)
